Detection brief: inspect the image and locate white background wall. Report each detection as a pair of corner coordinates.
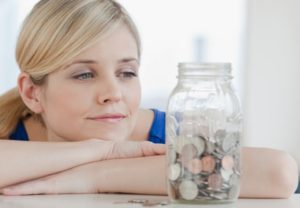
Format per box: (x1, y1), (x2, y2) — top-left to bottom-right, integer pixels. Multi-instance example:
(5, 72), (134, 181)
(244, 0), (300, 172)
(0, 0), (245, 112)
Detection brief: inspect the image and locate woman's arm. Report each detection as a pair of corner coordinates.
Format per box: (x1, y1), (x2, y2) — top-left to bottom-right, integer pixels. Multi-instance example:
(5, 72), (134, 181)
(239, 147), (298, 198)
(2, 147), (298, 198)
(96, 147), (299, 198)
(0, 139), (165, 188)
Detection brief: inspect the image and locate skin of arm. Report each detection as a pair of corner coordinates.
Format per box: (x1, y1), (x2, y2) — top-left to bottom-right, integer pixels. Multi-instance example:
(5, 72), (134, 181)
(2, 147), (298, 198)
(0, 139), (165, 188)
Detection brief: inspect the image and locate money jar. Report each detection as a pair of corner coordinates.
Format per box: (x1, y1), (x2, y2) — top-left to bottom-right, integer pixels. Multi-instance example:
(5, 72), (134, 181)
(166, 63), (242, 204)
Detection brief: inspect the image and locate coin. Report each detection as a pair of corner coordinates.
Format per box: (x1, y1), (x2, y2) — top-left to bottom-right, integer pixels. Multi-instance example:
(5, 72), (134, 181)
(175, 136), (205, 156)
(221, 155), (234, 171)
(180, 143), (197, 165)
(187, 158), (202, 174)
(168, 163), (181, 181)
(220, 168), (233, 181)
(190, 136), (205, 156)
(228, 185), (240, 199)
(179, 180), (198, 200)
(222, 133), (238, 152)
(208, 173), (223, 190)
(201, 155), (216, 173)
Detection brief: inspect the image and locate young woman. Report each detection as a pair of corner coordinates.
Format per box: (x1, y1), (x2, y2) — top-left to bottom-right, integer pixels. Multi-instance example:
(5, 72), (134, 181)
(0, 0), (298, 197)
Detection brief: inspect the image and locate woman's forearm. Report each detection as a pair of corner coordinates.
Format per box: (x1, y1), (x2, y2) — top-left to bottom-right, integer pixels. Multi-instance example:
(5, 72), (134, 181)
(95, 155), (167, 195)
(95, 147), (298, 198)
(239, 147), (298, 198)
(0, 139), (105, 188)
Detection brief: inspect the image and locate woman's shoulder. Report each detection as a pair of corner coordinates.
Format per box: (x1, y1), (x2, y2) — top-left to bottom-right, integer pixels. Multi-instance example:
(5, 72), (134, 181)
(148, 109), (165, 144)
(9, 117), (47, 141)
(9, 120), (29, 141)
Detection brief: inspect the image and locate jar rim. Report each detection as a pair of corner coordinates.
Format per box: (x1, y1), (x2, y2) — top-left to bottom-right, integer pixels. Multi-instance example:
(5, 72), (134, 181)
(178, 62), (231, 69)
(178, 62), (232, 78)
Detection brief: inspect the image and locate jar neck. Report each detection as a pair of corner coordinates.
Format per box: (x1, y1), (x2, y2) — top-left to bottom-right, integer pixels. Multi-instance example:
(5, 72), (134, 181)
(177, 63), (233, 81)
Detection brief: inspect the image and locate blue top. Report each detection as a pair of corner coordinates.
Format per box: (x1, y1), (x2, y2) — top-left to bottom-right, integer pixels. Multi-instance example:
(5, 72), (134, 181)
(9, 120), (29, 141)
(9, 109), (166, 144)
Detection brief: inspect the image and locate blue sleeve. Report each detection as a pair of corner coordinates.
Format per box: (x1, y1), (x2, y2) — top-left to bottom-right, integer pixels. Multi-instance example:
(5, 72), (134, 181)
(9, 121), (29, 141)
(296, 181), (300, 193)
(147, 109), (165, 144)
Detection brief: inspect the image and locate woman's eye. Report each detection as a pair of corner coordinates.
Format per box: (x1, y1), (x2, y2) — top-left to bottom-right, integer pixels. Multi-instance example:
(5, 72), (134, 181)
(73, 72), (94, 80)
(119, 71), (137, 78)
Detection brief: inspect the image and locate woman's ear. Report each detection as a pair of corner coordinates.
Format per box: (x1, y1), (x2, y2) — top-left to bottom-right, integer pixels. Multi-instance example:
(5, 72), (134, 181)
(18, 72), (43, 114)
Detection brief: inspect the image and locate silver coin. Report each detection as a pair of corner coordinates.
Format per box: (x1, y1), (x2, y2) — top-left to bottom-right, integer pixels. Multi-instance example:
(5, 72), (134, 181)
(179, 180), (199, 200)
(190, 136), (206, 156)
(168, 163), (181, 181)
(222, 133), (238, 152)
(221, 168), (234, 181)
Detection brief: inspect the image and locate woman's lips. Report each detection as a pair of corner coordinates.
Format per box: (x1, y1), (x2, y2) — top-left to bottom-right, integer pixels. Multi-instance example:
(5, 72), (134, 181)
(88, 113), (126, 123)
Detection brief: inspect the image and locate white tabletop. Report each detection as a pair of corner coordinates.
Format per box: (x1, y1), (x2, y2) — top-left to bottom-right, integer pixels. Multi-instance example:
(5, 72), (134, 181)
(0, 194), (299, 208)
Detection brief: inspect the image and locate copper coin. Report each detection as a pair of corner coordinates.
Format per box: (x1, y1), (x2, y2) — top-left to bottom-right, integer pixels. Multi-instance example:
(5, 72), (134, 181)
(180, 143), (197, 165)
(187, 158), (202, 174)
(201, 155), (216, 173)
(221, 155), (234, 170)
(208, 173), (223, 190)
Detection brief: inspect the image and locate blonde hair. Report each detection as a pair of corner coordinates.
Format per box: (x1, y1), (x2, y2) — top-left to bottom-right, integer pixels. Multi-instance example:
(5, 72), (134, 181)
(0, 0), (141, 139)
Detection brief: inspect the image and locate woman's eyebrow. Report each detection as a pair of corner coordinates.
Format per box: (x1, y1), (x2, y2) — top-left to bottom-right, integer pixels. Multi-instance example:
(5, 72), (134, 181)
(118, 58), (139, 64)
(63, 60), (98, 69)
(63, 58), (139, 69)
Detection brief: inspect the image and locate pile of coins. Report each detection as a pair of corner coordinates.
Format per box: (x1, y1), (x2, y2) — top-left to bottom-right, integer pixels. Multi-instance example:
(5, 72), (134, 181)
(167, 115), (241, 203)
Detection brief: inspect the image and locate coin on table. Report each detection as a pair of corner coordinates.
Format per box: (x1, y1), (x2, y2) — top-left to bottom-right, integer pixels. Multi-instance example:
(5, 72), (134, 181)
(208, 173), (223, 190)
(201, 155), (216, 173)
(168, 163), (181, 181)
(179, 180), (199, 200)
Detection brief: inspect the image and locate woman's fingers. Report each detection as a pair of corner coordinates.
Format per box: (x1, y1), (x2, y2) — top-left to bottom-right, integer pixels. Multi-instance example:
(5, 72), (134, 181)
(139, 142), (166, 156)
(107, 141), (166, 159)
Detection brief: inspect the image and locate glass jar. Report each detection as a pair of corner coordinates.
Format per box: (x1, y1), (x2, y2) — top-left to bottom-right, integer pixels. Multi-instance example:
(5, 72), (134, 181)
(166, 63), (243, 204)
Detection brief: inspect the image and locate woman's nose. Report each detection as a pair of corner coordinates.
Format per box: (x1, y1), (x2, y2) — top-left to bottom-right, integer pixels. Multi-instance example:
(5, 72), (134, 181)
(97, 77), (122, 104)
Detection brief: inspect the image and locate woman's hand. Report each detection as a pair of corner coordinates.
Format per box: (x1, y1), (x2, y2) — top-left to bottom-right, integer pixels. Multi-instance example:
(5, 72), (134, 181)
(88, 139), (166, 160)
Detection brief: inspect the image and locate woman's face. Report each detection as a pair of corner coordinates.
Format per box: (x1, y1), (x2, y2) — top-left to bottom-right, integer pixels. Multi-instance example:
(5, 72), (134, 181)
(39, 25), (141, 141)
